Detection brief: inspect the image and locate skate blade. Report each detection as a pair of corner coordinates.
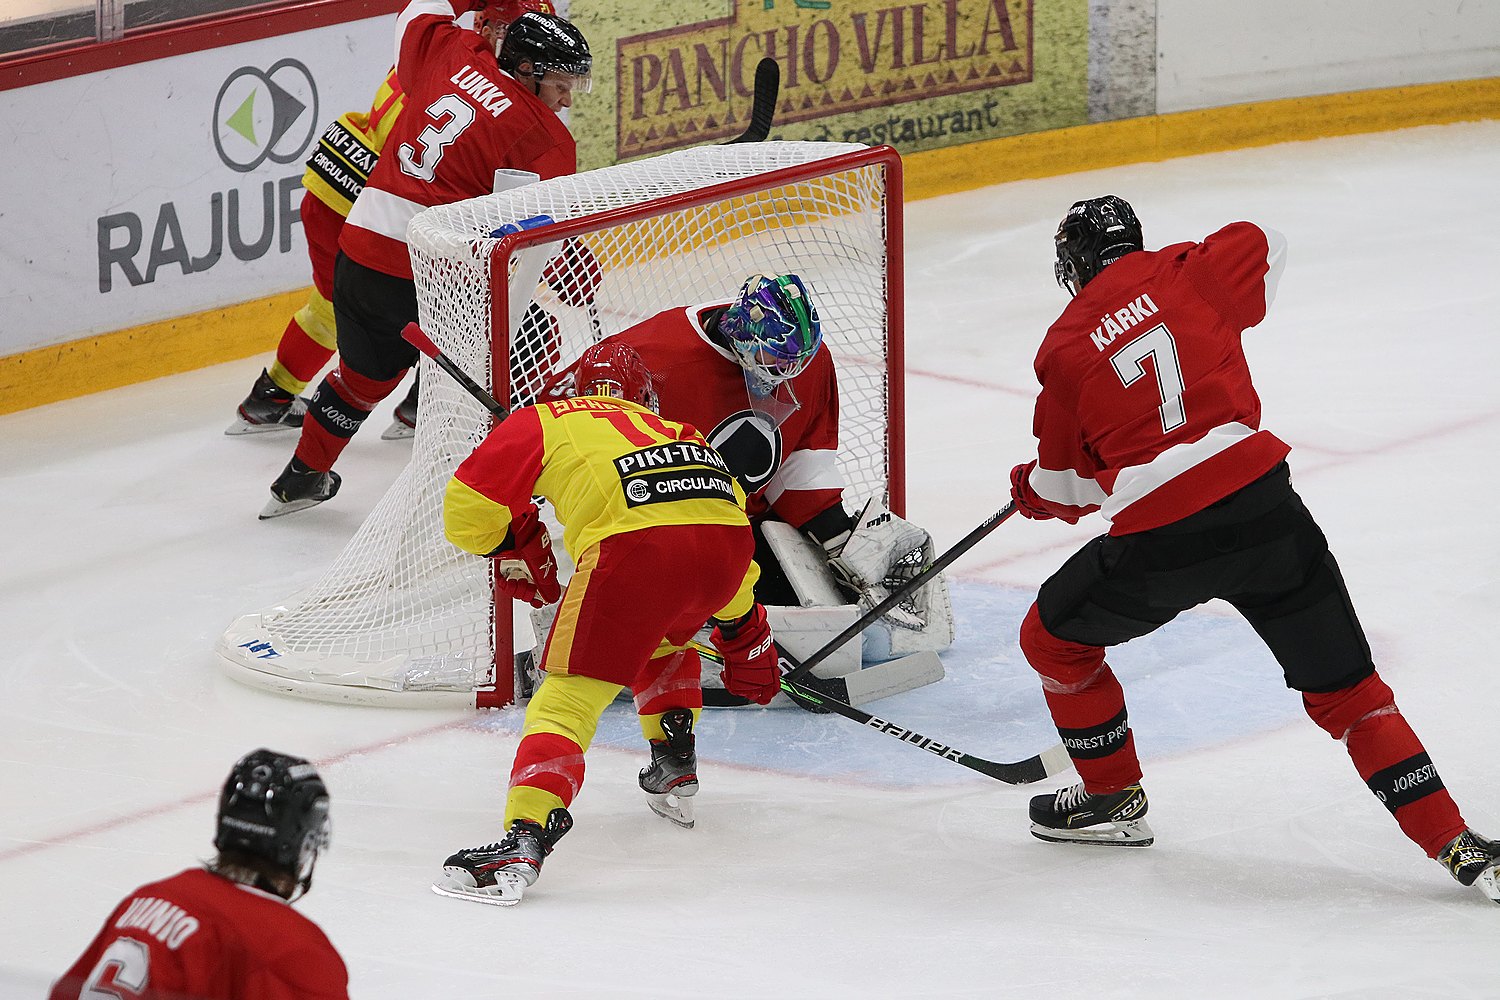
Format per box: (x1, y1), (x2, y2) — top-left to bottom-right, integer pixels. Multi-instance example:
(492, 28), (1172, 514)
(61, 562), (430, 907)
(225, 415), (300, 436)
(646, 792), (696, 829)
(1476, 866), (1500, 904)
(431, 871), (526, 906)
(1030, 818), (1154, 848)
(381, 418), (415, 441)
(258, 494), (331, 520)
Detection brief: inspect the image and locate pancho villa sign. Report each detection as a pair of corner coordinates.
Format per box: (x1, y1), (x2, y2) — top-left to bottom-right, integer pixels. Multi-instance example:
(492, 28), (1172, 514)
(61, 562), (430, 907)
(615, 0), (1034, 160)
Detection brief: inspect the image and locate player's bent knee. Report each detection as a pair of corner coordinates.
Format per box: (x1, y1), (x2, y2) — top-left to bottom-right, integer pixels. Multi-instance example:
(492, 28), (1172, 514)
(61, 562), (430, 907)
(1301, 671), (1394, 740)
(1020, 602), (1106, 687)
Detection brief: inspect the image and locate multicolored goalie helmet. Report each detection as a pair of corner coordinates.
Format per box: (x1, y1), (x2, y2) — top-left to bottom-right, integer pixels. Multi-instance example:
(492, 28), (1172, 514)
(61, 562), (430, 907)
(718, 273), (823, 398)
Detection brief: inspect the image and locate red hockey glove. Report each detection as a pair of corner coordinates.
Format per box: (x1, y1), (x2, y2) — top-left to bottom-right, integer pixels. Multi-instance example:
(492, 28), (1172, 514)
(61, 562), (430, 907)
(709, 605), (781, 706)
(491, 507), (561, 608)
(1009, 461), (1079, 524)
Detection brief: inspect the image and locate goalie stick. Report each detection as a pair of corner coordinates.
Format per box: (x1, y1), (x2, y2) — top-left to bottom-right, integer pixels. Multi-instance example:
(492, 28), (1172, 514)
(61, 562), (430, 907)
(778, 649), (1070, 784)
(401, 322), (510, 420)
(724, 58), (780, 144)
(782, 501), (1021, 685)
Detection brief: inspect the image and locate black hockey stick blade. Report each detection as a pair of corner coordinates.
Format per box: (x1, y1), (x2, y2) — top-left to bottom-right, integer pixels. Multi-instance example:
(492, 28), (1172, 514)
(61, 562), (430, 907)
(724, 58), (779, 144)
(401, 322), (510, 421)
(782, 501), (1020, 685)
(781, 674), (1071, 785)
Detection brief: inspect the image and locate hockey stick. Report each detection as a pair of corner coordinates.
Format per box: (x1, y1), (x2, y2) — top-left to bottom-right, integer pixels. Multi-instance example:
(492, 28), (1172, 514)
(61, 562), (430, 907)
(401, 322), (510, 421)
(782, 501), (1020, 685)
(724, 58), (780, 144)
(778, 649), (1070, 785)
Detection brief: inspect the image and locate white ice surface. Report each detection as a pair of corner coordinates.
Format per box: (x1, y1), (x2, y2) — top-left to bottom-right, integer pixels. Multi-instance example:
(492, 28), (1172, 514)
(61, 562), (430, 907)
(3, 121), (1499, 998)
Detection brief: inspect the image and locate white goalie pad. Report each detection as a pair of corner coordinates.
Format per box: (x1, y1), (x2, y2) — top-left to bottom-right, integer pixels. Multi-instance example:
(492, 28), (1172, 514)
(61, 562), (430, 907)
(761, 516), (954, 662)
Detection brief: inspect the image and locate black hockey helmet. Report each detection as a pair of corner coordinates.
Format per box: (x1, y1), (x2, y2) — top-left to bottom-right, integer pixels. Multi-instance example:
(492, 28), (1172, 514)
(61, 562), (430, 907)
(1054, 195), (1143, 296)
(214, 749), (330, 889)
(498, 12), (592, 93)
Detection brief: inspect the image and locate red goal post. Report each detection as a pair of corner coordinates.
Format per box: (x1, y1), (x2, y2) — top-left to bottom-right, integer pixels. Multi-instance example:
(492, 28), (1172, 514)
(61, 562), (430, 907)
(217, 141), (904, 709)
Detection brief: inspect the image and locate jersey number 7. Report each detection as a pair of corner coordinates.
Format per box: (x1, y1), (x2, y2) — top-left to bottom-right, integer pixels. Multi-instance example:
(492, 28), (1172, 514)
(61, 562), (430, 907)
(1110, 323), (1186, 434)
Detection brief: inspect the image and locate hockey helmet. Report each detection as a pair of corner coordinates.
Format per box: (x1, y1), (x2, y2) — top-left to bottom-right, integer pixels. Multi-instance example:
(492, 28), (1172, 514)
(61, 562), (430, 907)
(497, 12), (593, 93)
(572, 340), (658, 411)
(214, 749), (331, 895)
(719, 273), (823, 397)
(1054, 195), (1143, 296)
(475, 0), (554, 55)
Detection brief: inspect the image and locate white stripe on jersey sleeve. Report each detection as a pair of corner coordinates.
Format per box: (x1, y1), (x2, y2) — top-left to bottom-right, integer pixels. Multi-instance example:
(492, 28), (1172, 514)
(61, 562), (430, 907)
(1261, 227), (1288, 312)
(1101, 420), (1258, 521)
(761, 449), (844, 505)
(1031, 465), (1108, 509)
(395, 0), (455, 75)
(346, 187), (428, 244)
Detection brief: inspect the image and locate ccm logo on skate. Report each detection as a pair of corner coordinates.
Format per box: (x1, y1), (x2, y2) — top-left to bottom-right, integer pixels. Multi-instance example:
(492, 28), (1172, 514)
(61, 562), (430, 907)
(863, 717), (963, 762)
(238, 640), (281, 660)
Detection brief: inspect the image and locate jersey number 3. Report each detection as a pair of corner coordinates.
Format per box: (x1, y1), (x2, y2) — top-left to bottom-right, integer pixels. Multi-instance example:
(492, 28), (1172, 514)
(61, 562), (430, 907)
(1110, 323), (1186, 434)
(398, 94), (476, 183)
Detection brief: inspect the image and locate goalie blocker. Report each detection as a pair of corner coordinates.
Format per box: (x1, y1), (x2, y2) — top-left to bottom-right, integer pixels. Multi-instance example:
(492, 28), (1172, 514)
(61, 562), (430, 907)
(520, 499), (952, 708)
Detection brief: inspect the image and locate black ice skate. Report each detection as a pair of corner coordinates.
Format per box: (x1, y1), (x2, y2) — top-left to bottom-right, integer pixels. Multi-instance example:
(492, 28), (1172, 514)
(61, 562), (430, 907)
(1439, 830), (1500, 904)
(639, 708), (699, 829)
(1029, 782), (1153, 847)
(226, 369), (308, 436)
(380, 378), (418, 440)
(432, 808), (573, 906)
(259, 458), (341, 519)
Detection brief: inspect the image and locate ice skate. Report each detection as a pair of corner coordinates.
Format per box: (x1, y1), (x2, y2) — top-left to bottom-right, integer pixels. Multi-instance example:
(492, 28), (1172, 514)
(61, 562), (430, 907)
(226, 369), (307, 435)
(1439, 830), (1500, 904)
(380, 379), (418, 440)
(1029, 781), (1153, 847)
(432, 808), (572, 906)
(638, 708), (698, 829)
(260, 458), (341, 519)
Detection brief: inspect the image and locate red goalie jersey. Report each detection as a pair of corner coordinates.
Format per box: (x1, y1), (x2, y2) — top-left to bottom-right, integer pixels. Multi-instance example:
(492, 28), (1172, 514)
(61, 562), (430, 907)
(340, 0), (577, 280)
(592, 305), (846, 530)
(1024, 221), (1292, 534)
(49, 868), (348, 1000)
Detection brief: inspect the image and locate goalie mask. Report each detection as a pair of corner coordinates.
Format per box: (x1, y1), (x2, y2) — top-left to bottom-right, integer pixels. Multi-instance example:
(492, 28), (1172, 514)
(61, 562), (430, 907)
(1054, 195), (1143, 296)
(719, 273), (823, 399)
(214, 749), (331, 900)
(498, 12), (593, 95)
(572, 341), (658, 411)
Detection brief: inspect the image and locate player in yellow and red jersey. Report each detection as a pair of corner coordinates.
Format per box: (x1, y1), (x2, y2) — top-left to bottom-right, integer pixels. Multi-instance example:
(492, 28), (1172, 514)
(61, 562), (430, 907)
(229, 0), (556, 437)
(431, 342), (782, 906)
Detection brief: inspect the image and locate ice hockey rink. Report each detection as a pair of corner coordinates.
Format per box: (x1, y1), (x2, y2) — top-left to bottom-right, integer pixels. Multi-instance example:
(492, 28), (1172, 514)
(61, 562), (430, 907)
(3, 119), (1498, 997)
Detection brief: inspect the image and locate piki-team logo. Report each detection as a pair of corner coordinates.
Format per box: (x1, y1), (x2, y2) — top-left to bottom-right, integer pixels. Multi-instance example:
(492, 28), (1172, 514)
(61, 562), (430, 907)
(616, 0), (1033, 158)
(213, 58), (319, 172)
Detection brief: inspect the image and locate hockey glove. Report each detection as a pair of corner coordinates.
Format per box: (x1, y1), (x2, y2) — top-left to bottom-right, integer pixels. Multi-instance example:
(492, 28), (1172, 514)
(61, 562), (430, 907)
(825, 502), (934, 630)
(490, 506), (562, 608)
(709, 605), (781, 706)
(1009, 461), (1079, 524)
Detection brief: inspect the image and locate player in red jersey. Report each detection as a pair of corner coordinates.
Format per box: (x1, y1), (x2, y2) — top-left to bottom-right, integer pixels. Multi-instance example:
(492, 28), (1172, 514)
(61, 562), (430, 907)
(1011, 195), (1500, 903)
(228, 0), (555, 439)
(260, 3), (588, 518)
(566, 274), (953, 665)
(49, 750), (347, 999)
(432, 342), (777, 905)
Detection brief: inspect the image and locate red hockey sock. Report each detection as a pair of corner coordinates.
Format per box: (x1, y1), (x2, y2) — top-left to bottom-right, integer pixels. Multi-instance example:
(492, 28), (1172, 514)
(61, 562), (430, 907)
(1021, 603), (1141, 792)
(272, 314), (335, 391)
(633, 648), (705, 718)
(1303, 673), (1466, 857)
(293, 367), (404, 470)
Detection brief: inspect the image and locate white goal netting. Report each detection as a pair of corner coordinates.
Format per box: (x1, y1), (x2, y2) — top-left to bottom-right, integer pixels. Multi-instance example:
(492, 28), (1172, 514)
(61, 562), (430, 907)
(218, 141), (903, 707)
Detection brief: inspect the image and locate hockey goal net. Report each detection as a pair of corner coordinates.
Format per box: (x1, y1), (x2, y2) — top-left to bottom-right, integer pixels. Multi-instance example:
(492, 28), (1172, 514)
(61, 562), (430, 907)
(218, 141), (904, 708)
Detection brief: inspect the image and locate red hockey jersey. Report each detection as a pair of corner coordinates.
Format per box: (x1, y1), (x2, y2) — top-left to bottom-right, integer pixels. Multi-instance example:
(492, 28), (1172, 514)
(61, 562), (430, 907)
(604, 305), (846, 529)
(340, 0), (576, 279)
(1022, 221), (1291, 534)
(50, 867), (348, 1000)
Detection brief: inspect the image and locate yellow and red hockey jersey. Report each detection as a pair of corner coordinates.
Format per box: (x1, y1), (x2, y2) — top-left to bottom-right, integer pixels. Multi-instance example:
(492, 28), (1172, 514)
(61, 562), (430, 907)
(301, 66), (405, 219)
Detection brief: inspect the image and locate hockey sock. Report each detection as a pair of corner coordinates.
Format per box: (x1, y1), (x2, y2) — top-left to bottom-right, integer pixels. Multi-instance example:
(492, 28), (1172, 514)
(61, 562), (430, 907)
(1303, 672), (1467, 857)
(1021, 603), (1142, 792)
(505, 673), (620, 827)
(270, 292), (338, 392)
(294, 366), (404, 470)
(633, 648), (705, 728)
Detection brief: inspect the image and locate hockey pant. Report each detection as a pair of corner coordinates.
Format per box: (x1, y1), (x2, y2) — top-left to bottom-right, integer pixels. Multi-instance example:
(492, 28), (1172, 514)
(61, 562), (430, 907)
(1020, 462), (1467, 858)
(268, 195), (344, 395)
(506, 524), (755, 827)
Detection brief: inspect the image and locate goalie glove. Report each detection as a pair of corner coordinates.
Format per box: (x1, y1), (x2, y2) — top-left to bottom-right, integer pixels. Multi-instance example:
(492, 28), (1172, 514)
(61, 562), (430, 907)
(489, 505), (561, 608)
(824, 502), (934, 631)
(709, 605), (781, 705)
